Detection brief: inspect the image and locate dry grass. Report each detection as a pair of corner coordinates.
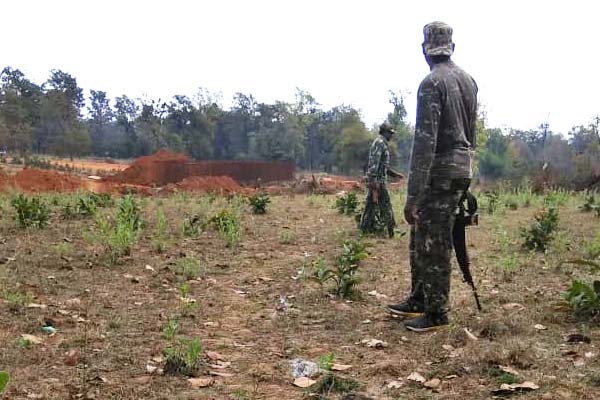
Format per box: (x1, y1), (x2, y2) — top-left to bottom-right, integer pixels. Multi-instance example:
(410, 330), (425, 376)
(0, 189), (599, 399)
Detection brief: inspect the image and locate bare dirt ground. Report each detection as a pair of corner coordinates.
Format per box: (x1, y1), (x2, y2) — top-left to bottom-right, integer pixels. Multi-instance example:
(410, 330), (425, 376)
(44, 158), (130, 173)
(0, 189), (599, 399)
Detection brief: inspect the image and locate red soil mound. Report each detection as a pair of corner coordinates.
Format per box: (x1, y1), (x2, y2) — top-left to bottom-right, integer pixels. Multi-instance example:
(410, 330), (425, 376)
(107, 149), (190, 186)
(0, 168), (83, 192)
(163, 176), (247, 194)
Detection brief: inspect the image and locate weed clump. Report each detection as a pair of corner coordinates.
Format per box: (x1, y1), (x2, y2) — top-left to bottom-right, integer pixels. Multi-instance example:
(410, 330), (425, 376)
(521, 207), (559, 251)
(248, 192), (270, 214)
(12, 194), (50, 228)
(163, 337), (203, 376)
(562, 280), (600, 318)
(334, 191), (358, 215)
(208, 209), (241, 248)
(311, 239), (368, 298)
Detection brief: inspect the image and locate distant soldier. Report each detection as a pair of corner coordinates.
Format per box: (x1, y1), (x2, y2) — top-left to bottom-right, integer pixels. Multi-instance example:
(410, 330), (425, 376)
(360, 122), (404, 237)
(387, 21), (478, 332)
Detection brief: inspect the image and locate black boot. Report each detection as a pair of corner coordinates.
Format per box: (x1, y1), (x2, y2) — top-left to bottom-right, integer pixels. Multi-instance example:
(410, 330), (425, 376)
(387, 298), (424, 317)
(404, 313), (449, 333)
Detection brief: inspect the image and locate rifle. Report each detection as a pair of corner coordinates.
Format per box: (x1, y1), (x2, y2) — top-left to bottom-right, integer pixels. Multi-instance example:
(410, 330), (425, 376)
(452, 191), (482, 311)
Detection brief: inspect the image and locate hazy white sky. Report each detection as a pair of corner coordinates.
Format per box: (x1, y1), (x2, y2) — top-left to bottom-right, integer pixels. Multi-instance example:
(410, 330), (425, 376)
(2, 0), (598, 134)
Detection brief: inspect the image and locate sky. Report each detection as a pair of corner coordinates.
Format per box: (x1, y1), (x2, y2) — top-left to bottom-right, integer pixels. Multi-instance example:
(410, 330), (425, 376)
(2, 0), (599, 134)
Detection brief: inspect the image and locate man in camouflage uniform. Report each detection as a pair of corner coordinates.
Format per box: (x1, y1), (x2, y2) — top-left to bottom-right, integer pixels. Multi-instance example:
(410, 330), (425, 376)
(387, 21), (478, 332)
(360, 123), (404, 237)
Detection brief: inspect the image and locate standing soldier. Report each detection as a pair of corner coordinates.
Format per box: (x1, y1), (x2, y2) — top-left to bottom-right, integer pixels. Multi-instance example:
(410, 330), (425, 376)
(387, 21), (478, 332)
(360, 122), (404, 237)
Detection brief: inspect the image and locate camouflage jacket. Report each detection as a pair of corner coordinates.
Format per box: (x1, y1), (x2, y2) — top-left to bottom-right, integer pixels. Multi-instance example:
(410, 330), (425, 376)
(407, 60), (478, 204)
(366, 135), (390, 184)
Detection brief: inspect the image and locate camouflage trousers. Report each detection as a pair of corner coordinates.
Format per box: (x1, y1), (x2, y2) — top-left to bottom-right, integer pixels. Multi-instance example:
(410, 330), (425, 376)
(409, 178), (470, 315)
(360, 184), (395, 236)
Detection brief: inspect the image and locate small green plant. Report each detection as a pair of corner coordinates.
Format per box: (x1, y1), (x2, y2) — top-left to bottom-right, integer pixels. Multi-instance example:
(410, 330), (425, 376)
(163, 337), (203, 376)
(0, 371), (9, 394)
(485, 191), (500, 214)
(117, 194), (144, 231)
(562, 280), (600, 317)
(18, 336), (33, 348)
(12, 194), (50, 228)
(521, 207), (559, 251)
(178, 282), (198, 316)
(334, 192), (358, 215)
(152, 207), (170, 253)
(162, 318), (180, 340)
(176, 255), (201, 281)
(232, 389), (250, 400)
(544, 189), (570, 207)
(318, 352), (336, 371)
(248, 192), (271, 214)
(311, 239), (368, 298)
(3, 290), (33, 313)
(51, 242), (74, 257)
(279, 230), (295, 244)
(315, 373), (360, 395)
(182, 214), (202, 237)
(580, 195), (597, 212)
(209, 209), (241, 248)
(501, 254), (519, 275)
(179, 282), (191, 298)
(486, 366), (523, 385)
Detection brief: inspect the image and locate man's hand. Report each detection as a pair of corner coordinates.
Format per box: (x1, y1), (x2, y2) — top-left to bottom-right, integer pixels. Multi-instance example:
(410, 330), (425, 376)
(404, 202), (418, 225)
(388, 169), (405, 179)
(369, 181), (380, 204)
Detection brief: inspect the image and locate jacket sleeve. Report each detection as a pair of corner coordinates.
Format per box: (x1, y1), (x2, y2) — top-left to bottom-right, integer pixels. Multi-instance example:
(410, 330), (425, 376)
(407, 77), (443, 204)
(366, 139), (383, 182)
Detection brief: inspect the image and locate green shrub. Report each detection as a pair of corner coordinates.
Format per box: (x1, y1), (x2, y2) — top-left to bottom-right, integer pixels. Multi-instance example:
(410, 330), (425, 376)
(163, 337), (203, 376)
(580, 195), (597, 212)
(334, 192), (358, 215)
(0, 371), (9, 394)
(117, 194), (144, 231)
(208, 209), (241, 248)
(182, 214), (202, 237)
(315, 373), (360, 395)
(87, 195), (144, 264)
(521, 207), (559, 251)
(12, 194), (50, 228)
(162, 318), (180, 340)
(562, 280), (600, 317)
(311, 239), (368, 298)
(152, 207), (170, 252)
(248, 192), (271, 214)
(484, 191), (500, 214)
(318, 352), (336, 371)
(176, 255), (201, 281)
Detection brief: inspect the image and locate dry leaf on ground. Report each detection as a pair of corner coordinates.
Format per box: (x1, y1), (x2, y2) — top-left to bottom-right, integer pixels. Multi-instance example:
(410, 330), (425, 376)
(293, 377), (316, 388)
(188, 377), (213, 388)
(331, 364), (352, 371)
(361, 339), (388, 348)
(492, 381), (539, 394)
(21, 334), (43, 344)
(407, 372), (426, 383)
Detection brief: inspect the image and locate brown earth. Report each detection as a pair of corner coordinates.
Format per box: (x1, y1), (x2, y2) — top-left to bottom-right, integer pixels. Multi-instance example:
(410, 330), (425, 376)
(0, 192), (598, 399)
(0, 168), (84, 192)
(105, 149), (191, 187)
(162, 176), (248, 194)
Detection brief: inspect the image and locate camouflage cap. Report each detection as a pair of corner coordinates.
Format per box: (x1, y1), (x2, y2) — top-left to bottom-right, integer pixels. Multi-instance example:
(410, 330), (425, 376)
(379, 122), (396, 135)
(422, 21), (454, 57)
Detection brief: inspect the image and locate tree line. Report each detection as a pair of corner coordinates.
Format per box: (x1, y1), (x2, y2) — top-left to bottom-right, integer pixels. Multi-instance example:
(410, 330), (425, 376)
(0, 66), (598, 187)
(0, 66), (412, 174)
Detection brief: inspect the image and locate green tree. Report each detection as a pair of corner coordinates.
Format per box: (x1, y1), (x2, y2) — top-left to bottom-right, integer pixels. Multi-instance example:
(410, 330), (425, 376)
(0, 67), (41, 154)
(37, 70), (90, 156)
(386, 90), (413, 171)
(87, 90), (114, 156)
(334, 120), (372, 174)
